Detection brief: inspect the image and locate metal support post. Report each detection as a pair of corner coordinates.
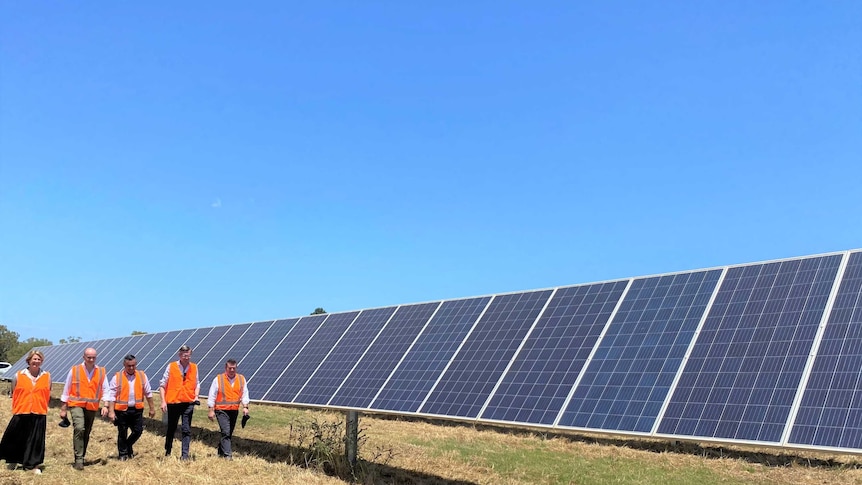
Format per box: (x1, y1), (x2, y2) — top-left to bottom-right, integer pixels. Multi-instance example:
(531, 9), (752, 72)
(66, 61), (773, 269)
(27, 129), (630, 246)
(345, 410), (359, 467)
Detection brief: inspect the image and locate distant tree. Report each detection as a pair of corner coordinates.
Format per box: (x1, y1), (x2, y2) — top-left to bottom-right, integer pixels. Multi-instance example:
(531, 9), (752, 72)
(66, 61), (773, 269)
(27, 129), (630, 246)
(310, 307), (327, 315)
(131, 330), (147, 335)
(58, 336), (82, 345)
(8, 337), (53, 363)
(0, 325), (20, 362)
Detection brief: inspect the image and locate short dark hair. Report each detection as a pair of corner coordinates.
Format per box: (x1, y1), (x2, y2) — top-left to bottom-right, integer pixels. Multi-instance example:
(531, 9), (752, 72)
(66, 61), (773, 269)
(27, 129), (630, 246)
(123, 354), (136, 362)
(178, 345), (191, 353)
(226, 359), (237, 366)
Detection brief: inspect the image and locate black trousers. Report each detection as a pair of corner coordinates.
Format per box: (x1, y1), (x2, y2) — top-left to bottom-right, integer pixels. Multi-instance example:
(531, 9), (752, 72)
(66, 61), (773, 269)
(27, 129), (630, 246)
(115, 408), (144, 458)
(165, 403), (194, 458)
(215, 409), (239, 458)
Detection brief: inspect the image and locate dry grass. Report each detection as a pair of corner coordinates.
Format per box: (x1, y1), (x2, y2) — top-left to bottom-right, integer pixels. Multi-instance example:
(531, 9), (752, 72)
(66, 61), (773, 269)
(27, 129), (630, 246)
(1, 384), (862, 484)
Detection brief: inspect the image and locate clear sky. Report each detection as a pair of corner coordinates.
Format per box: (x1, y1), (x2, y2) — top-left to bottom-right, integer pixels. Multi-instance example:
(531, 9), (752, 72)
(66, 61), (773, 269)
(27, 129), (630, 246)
(1, 2), (860, 343)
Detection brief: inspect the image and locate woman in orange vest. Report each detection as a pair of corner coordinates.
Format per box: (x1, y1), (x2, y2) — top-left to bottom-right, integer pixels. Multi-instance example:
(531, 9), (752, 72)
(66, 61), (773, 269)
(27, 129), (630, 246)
(0, 350), (51, 475)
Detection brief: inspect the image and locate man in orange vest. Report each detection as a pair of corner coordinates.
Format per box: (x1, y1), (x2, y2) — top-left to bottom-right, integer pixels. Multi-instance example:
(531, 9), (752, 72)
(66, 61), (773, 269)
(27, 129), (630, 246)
(207, 358), (250, 459)
(106, 354), (157, 460)
(159, 344), (199, 460)
(59, 347), (109, 471)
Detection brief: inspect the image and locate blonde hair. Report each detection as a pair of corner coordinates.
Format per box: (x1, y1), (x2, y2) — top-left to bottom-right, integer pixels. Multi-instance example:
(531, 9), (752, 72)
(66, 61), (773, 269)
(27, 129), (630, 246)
(26, 350), (45, 365)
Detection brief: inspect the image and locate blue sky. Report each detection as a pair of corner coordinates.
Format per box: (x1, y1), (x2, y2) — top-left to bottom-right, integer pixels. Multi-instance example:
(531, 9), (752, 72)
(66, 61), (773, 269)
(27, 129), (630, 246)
(1, 2), (860, 343)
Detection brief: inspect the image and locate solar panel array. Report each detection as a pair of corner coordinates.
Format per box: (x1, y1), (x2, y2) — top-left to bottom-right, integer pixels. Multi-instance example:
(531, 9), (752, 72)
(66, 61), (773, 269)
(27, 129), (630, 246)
(10, 249), (862, 454)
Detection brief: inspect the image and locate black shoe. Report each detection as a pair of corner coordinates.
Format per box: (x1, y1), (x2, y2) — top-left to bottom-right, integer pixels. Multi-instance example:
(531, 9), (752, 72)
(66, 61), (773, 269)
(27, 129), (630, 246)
(73, 462), (84, 471)
(164, 450), (171, 457)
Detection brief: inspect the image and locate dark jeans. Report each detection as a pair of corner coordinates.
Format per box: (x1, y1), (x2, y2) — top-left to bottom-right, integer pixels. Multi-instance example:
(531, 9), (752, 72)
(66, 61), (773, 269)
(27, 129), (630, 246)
(215, 409), (239, 458)
(115, 408), (144, 458)
(165, 403), (194, 458)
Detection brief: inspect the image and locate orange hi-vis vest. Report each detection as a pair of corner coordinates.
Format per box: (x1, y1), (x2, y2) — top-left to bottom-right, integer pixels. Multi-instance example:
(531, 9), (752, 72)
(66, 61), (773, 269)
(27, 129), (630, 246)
(114, 370), (145, 411)
(12, 370), (52, 415)
(68, 364), (106, 411)
(214, 374), (246, 411)
(165, 362), (198, 404)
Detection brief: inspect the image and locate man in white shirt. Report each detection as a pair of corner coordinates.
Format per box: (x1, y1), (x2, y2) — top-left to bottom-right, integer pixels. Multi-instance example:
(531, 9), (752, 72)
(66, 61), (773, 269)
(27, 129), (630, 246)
(105, 354), (157, 460)
(207, 359), (250, 459)
(59, 347), (109, 470)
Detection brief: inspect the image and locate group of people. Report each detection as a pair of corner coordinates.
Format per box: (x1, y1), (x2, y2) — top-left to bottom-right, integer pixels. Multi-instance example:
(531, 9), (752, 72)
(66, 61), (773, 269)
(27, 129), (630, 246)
(0, 344), (250, 474)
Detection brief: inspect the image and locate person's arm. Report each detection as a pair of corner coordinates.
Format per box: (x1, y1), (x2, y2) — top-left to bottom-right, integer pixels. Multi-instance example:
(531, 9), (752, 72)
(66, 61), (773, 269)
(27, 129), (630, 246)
(99, 369), (110, 418)
(142, 372), (156, 418)
(207, 376), (218, 421)
(159, 365), (171, 412)
(105, 375), (118, 422)
(241, 375), (250, 416)
(59, 368), (73, 419)
(194, 364), (200, 401)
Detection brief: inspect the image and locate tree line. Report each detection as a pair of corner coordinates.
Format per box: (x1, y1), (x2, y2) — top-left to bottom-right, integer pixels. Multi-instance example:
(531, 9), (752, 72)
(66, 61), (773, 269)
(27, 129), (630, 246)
(0, 324), (82, 363)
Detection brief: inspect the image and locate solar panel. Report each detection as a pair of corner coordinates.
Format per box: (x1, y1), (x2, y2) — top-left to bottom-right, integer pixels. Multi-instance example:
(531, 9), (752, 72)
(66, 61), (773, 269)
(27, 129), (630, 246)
(370, 297), (491, 413)
(555, 270), (722, 434)
(480, 280), (628, 425)
(215, 320), (279, 386)
(294, 307), (398, 405)
(125, 333), (158, 362)
(137, 330), (191, 378)
(420, 290), (554, 419)
(657, 255), (842, 443)
(196, 323), (253, 385)
(789, 252), (862, 450)
(130, 331), (175, 374)
(329, 302), (441, 408)
(246, 316), (326, 398)
(185, 325), (232, 380)
(10, 249), (862, 456)
(262, 312), (360, 403)
(97, 337), (131, 370)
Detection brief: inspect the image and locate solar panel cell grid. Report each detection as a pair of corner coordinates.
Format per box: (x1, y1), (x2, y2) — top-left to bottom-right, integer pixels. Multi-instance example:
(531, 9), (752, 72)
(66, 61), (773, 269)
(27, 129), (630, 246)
(557, 270), (722, 433)
(481, 281), (628, 425)
(371, 297), (491, 413)
(790, 251), (862, 450)
(244, 318), (308, 398)
(658, 255), (842, 443)
(329, 302), (441, 409)
(294, 307), (397, 405)
(262, 312), (359, 403)
(196, 323), (253, 385)
(420, 290), (553, 418)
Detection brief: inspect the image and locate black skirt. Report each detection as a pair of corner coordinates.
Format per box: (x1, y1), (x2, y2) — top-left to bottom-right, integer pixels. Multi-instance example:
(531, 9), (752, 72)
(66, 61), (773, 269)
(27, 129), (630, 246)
(0, 414), (47, 468)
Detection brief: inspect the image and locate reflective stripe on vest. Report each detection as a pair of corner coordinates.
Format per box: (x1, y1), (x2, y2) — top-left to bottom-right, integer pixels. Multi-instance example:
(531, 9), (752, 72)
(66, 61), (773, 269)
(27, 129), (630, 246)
(214, 374), (245, 411)
(12, 370), (52, 415)
(68, 364), (105, 411)
(165, 362), (198, 404)
(114, 370), (145, 411)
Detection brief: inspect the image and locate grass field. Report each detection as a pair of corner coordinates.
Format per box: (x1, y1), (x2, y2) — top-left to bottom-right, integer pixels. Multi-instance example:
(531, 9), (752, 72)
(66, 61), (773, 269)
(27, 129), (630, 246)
(0, 385), (861, 484)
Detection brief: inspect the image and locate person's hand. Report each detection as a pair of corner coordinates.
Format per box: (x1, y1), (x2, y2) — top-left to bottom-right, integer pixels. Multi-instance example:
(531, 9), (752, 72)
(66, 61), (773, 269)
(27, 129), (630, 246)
(108, 412), (115, 422)
(148, 408), (156, 418)
(208, 409), (215, 421)
(59, 409), (67, 420)
(100, 407), (109, 418)
(243, 408), (249, 417)
(160, 401), (167, 413)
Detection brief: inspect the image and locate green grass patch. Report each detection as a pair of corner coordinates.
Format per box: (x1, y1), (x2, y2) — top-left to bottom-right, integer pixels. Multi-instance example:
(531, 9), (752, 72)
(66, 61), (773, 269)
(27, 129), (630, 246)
(411, 437), (755, 485)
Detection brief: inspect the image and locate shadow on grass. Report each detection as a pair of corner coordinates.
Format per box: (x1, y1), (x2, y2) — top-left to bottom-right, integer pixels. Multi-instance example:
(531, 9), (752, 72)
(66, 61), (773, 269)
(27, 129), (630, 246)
(136, 411), (478, 485)
(377, 413), (862, 471)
